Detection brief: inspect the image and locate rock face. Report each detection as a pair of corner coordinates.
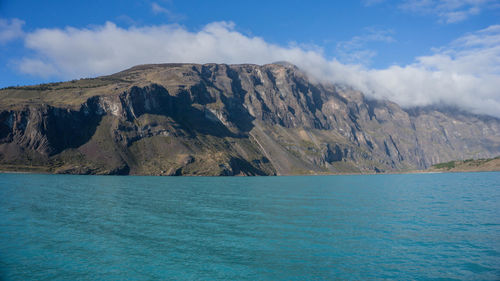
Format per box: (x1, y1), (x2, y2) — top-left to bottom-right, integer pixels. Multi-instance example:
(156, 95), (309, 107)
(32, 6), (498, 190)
(0, 63), (499, 175)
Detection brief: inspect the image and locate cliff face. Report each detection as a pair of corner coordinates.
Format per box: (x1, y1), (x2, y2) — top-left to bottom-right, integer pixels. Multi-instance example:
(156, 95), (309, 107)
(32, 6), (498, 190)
(1, 63), (499, 175)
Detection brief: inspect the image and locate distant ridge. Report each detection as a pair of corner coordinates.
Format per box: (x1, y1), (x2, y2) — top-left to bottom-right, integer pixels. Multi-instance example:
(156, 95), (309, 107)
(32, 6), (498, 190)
(430, 157), (500, 172)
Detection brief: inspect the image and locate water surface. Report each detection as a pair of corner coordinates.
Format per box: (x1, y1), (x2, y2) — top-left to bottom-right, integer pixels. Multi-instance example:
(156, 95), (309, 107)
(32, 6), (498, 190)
(1, 172), (499, 280)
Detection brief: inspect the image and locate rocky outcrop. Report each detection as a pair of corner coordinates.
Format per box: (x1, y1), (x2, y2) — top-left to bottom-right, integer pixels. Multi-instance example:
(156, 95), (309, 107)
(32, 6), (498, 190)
(0, 63), (499, 175)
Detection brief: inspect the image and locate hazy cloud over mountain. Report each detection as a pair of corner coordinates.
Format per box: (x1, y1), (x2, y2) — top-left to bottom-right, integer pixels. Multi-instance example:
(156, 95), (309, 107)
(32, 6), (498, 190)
(15, 21), (500, 117)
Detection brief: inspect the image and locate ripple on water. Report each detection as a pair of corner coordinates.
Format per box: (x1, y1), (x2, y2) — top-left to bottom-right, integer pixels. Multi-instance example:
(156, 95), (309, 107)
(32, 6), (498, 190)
(0, 172), (499, 280)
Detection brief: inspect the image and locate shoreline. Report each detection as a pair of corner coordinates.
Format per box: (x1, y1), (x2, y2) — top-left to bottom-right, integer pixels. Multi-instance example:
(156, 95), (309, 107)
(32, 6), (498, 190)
(1, 168), (498, 177)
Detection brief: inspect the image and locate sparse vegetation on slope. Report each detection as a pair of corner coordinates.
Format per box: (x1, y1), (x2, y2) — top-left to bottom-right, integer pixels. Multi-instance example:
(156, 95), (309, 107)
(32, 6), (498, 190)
(430, 157), (500, 172)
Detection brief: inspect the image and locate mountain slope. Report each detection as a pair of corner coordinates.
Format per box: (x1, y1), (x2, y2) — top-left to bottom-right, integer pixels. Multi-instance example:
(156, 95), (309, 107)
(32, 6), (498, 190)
(429, 157), (500, 172)
(1, 63), (499, 175)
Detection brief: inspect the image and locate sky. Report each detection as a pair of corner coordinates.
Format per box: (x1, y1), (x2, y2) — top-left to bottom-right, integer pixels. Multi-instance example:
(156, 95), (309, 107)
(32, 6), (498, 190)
(1, 0), (499, 116)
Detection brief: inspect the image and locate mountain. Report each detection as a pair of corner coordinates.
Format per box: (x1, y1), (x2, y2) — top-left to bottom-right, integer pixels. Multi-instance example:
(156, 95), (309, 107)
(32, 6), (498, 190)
(429, 157), (500, 172)
(1, 63), (499, 175)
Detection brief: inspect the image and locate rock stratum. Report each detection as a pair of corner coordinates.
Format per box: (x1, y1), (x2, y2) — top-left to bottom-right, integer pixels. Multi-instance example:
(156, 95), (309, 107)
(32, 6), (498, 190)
(1, 63), (499, 175)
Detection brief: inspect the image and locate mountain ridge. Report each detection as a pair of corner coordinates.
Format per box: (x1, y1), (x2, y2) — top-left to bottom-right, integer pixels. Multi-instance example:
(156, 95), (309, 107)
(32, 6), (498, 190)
(1, 63), (499, 175)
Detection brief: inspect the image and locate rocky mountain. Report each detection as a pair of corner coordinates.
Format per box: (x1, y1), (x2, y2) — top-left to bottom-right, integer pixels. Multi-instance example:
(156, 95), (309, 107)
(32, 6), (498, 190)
(1, 63), (499, 175)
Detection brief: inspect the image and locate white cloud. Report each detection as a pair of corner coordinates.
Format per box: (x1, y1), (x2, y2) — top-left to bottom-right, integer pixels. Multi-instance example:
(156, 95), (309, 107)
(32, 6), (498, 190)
(17, 58), (58, 78)
(336, 28), (395, 65)
(17, 21), (500, 118)
(151, 2), (184, 21)
(0, 18), (25, 44)
(341, 25), (500, 116)
(399, 0), (495, 23)
(152, 2), (169, 14)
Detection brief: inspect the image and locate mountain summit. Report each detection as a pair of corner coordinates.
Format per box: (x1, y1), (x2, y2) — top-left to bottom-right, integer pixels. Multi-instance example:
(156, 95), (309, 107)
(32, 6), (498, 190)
(1, 63), (499, 175)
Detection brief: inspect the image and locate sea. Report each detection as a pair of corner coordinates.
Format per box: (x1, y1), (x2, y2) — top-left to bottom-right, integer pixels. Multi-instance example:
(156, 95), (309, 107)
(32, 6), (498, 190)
(0, 172), (499, 280)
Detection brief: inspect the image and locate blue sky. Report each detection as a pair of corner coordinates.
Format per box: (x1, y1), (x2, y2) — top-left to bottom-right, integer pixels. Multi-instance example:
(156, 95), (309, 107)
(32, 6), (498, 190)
(1, 0), (499, 116)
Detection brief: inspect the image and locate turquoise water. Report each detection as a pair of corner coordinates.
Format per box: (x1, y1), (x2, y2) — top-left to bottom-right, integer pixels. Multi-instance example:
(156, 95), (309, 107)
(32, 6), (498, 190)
(0, 173), (499, 280)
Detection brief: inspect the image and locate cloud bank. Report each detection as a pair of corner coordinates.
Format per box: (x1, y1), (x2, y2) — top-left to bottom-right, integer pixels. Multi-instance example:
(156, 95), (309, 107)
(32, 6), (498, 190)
(15, 21), (500, 118)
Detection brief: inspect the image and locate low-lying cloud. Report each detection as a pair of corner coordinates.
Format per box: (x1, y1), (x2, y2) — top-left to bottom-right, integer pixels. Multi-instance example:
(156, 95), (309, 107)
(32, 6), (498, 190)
(15, 21), (500, 118)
